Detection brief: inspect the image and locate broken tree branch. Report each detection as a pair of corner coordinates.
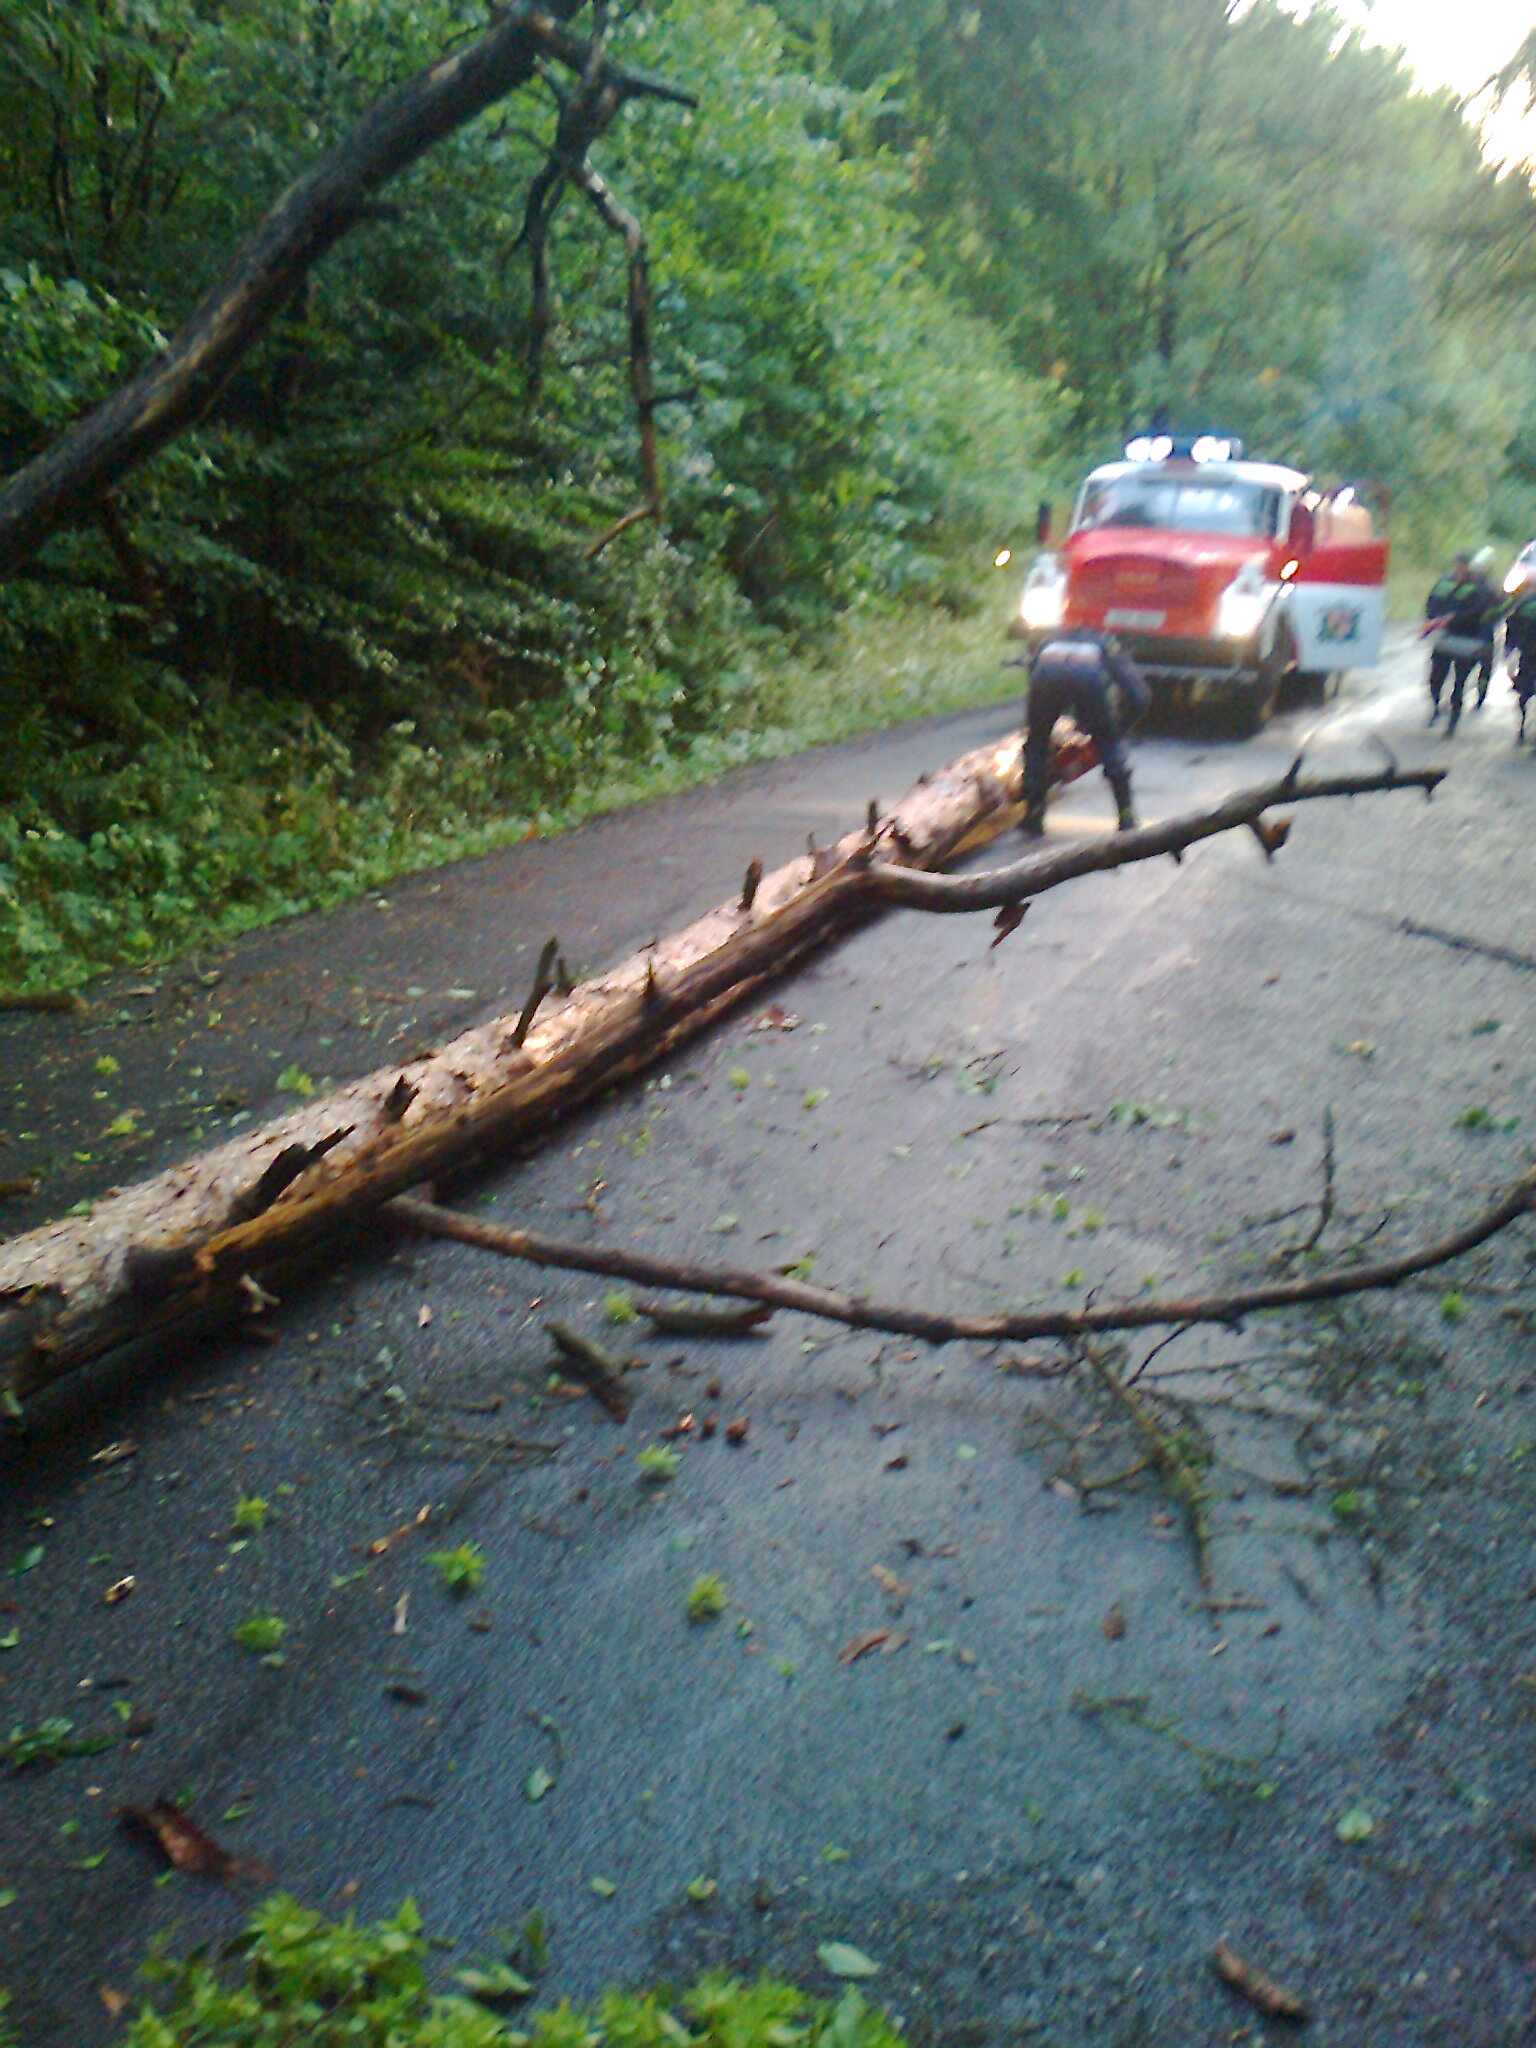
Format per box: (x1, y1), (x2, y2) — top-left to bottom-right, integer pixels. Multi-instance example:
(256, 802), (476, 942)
(388, 1156), (1536, 1349)
(866, 763), (1445, 916)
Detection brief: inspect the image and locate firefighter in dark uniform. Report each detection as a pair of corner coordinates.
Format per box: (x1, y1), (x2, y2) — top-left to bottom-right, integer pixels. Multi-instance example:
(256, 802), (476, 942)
(1503, 573), (1536, 743)
(1423, 552), (1499, 734)
(1021, 626), (1150, 836)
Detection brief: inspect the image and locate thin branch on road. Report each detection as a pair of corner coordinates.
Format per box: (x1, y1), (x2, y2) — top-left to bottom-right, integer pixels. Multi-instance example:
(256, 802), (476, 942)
(388, 1161), (1536, 1348)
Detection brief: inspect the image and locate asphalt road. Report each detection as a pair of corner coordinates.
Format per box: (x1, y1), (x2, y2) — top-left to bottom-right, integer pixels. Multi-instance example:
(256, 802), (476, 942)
(4, 638), (1536, 2047)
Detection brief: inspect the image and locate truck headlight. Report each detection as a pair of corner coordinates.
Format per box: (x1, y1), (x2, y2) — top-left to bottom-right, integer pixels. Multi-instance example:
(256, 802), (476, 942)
(1217, 568), (1270, 642)
(1018, 556), (1066, 630)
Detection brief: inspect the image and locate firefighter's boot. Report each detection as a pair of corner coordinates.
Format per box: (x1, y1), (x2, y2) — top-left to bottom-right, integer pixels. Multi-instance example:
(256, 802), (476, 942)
(1020, 805), (1046, 839)
(1108, 771), (1137, 834)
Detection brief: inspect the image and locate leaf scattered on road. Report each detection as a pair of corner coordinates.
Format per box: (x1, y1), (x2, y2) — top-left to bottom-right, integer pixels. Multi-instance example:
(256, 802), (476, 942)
(817, 1942), (879, 1979)
(1334, 1804), (1374, 1843)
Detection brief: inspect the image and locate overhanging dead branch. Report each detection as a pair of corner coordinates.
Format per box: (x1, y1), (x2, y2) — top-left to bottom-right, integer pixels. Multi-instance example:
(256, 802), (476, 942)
(0, 0), (618, 571)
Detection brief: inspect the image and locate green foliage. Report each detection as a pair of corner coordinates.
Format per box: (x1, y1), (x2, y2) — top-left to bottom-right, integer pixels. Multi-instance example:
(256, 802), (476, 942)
(111, 1892), (909, 2048)
(232, 1612), (287, 1662)
(3, 1716), (115, 1770)
(685, 1572), (729, 1620)
(0, 0), (1052, 987)
(429, 1543), (487, 1595)
(793, 0), (1536, 564)
(232, 1495), (269, 1534)
(636, 1444), (681, 1481)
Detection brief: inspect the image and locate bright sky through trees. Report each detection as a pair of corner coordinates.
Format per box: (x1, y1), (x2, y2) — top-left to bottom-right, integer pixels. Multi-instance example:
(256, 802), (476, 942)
(1286, 0), (1536, 162)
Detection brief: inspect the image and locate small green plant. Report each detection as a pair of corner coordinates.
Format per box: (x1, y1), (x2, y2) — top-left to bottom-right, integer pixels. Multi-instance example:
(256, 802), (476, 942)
(637, 1444), (681, 1482)
(451, 1961), (532, 2004)
(685, 1574), (729, 1622)
(232, 1494), (268, 1533)
(110, 1891), (910, 2047)
(428, 1544), (487, 1596)
(1439, 1290), (1468, 1323)
(684, 1875), (718, 1903)
(232, 1613), (287, 1665)
(603, 1291), (637, 1324)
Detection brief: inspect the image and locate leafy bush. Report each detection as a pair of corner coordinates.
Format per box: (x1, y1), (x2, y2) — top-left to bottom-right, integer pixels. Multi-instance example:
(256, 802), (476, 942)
(0, 0), (1050, 990)
(113, 1893), (907, 2048)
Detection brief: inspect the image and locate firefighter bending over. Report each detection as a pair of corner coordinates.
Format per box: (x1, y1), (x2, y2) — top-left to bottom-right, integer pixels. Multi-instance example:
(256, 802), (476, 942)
(1021, 626), (1150, 837)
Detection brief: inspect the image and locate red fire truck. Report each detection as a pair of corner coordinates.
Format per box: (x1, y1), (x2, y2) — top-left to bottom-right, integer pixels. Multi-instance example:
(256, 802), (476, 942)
(1011, 435), (1389, 731)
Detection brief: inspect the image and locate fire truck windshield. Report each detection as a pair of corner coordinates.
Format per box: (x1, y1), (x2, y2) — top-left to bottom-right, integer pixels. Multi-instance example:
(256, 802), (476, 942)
(1076, 476), (1281, 539)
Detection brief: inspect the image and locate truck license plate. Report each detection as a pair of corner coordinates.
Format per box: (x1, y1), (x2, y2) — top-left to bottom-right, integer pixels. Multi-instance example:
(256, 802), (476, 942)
(1105, 607), (1165, 630)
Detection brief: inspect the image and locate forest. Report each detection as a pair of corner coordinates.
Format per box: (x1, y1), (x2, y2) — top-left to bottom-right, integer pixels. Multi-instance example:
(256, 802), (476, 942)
(3, 0), (1536, 988)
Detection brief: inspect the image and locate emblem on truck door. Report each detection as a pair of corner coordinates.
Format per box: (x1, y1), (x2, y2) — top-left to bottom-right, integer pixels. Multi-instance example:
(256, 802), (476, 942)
(1318, 605), (1361, 644)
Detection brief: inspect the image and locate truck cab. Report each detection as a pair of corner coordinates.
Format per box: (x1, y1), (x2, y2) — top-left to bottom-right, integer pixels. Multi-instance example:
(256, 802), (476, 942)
(1013, 436), (1388, 730)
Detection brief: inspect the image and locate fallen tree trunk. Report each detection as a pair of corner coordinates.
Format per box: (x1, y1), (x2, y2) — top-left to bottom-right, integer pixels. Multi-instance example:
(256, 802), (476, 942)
(0, 747), (1441, 1407)
(0, 731), (1025, 1404)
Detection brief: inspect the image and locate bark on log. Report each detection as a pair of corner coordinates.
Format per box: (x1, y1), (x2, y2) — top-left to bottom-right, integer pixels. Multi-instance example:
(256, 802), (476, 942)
(0, 747), (1442, 1406)
(0, 730), (1026, 1404)
(0, 0), (592, 574)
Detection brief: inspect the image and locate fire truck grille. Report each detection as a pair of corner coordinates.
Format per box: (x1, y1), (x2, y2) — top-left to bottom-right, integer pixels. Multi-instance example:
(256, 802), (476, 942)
(1077, 560), (1199, 607)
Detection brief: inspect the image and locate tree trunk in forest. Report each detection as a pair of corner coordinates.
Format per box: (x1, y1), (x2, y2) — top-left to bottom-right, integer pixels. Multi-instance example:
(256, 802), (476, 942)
(0, 744), (1441, 1409)
(0, 0), (592, 575)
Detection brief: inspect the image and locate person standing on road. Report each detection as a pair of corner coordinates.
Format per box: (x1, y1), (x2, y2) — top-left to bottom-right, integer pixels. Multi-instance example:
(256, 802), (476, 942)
(1020, 626), (1150, 837)
(1423, 552), (1499, 734)
(1503, 572), (1536, 743)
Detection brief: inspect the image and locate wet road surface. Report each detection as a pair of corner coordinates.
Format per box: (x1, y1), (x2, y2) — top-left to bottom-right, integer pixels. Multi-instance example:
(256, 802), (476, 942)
(4, 638), (1536, 2046)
